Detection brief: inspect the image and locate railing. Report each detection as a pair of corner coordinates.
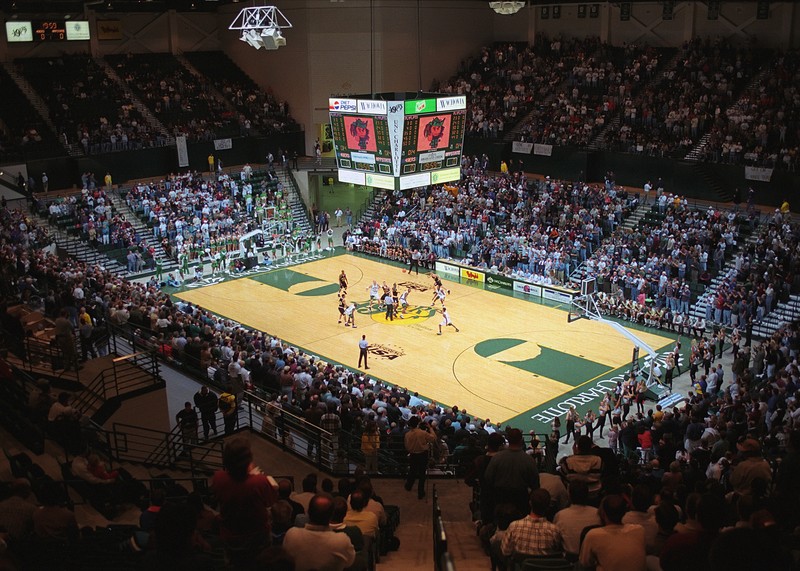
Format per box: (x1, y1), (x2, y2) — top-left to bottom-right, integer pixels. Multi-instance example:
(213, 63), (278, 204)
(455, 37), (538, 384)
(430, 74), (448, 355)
(432, 485), (456, 571)
(111, 351), (161, 396)
(0, 358), (46, 454)
(21, 334), (81, 381)
(108, 422), (225, 475)
(71, 369), (108, 418)
(104, 321), (463, 477)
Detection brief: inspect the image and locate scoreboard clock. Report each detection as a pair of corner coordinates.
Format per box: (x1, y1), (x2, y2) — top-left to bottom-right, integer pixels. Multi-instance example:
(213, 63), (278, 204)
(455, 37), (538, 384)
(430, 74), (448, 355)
(34, 20), (67, 41)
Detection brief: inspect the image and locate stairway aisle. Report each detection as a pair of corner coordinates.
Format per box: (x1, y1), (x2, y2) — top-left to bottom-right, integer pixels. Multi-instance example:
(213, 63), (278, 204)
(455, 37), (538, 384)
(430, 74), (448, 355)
(96, 57), (173, 147)
(106, 190), (178, 276)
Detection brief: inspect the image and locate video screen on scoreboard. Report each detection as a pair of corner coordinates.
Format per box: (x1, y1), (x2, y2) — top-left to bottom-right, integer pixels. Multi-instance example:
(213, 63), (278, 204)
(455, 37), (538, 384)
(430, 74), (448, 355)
(401, 106), (466, 175)
(329, 112), (392, 174)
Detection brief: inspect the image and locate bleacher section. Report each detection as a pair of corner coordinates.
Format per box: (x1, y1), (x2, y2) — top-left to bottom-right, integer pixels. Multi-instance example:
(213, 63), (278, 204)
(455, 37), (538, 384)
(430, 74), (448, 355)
(105, 52), (237, 141)
(183, 51), (299, 136)
(0, 65), (62, 160)
(17, 55), (154, 156)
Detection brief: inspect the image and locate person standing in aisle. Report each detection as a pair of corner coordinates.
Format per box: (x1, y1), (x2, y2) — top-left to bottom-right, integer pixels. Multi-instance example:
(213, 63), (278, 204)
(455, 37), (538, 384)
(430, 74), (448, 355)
(358, 335), (369, 369)
(194, 386), (219, 441)
(404, 417), (436, 499)
(176, 401), (199, 455)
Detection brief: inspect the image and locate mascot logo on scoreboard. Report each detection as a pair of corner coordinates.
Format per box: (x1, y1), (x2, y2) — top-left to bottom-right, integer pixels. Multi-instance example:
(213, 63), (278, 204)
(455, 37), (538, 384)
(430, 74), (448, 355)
(350, 118), (371, 150)
(424, 117), (446, 149)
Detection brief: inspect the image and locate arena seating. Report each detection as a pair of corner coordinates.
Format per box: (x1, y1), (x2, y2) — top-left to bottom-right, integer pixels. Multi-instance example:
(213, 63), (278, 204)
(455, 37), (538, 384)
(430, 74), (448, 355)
(516, 44), (670, 148)
(0, 66), (62, 160)
(183, 51), (299, 136)
(106, 52), (237, 141)
(16, 55), (157, 155)
(698, 49), (800, 170)
(597, 38), (770, 157)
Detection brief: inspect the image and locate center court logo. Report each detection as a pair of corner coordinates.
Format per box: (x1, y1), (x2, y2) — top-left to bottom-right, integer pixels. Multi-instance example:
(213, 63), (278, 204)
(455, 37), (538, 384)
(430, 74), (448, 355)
(397, 280), (429, 292)
(368, 344), (405, 361)
(357, 303), (437, 325)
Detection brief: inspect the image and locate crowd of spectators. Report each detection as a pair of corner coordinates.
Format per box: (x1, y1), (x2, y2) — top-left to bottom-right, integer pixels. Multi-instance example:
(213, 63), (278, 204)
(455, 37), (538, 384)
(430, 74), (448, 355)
(516, 43), (665, 148)
(108, 53), (236, 142)
(580, 191), (747, 328)
(0, 66), (62, 160)
(2, 154), (800, 568)
(347, 163), (638, 287)
(466, 312), (800, 570)
(184, 51), (299, 137)
(437, 37), (604, 139)
(598, 38), (762, 157)
(122, 166), (292, 265)
(693, 207), (797, 337)
(698, 49), (800, 170)
(16, 55), (163, 155)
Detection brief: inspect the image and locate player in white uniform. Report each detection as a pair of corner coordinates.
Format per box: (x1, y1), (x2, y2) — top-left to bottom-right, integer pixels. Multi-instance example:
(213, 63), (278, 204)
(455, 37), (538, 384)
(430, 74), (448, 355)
(432, 285), (448, 306)
(367, 280), (381, 310)
(398, 287), (410, 318)
(344, 302), (357, 328)
(438, 306), (459, 335)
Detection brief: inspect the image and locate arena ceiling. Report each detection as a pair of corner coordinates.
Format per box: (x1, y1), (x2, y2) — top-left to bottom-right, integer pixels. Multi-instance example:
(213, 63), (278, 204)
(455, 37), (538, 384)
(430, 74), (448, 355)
(0, 0), (594, 16)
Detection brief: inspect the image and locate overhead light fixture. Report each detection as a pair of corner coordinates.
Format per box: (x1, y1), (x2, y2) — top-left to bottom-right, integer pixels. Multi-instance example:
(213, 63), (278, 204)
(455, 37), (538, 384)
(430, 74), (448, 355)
(489, 1), (525, 15)
(230, 6), (292, 51)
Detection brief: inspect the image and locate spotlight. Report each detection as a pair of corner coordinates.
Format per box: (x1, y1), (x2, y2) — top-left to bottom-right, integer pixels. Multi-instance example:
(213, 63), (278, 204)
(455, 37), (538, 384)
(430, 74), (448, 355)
(260, 27), (285, 49)
(229, 6), (292, 51)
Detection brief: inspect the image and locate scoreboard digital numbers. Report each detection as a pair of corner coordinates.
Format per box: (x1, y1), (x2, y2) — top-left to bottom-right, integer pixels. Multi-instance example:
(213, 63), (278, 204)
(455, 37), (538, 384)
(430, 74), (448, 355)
(35, 20), (67, 41)
(328, 94), (466, 191)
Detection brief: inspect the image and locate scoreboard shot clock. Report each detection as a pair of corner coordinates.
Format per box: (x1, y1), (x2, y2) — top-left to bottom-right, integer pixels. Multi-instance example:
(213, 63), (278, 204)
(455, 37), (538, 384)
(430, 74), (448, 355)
(328, 93), (466, 191)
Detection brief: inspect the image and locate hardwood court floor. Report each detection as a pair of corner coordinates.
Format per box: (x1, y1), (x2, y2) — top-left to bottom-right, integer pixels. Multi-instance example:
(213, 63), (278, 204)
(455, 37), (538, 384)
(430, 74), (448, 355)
(175, 254), (674, 424)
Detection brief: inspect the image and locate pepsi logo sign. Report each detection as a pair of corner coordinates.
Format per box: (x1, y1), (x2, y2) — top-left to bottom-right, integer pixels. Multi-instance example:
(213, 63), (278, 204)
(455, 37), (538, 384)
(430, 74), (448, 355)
(328, 98), (357, 112)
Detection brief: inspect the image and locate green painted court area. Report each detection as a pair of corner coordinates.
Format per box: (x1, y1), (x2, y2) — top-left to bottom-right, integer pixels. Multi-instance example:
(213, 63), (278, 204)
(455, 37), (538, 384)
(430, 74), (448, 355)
(249, 269), (340, 296)
(475, 338), (613, 387)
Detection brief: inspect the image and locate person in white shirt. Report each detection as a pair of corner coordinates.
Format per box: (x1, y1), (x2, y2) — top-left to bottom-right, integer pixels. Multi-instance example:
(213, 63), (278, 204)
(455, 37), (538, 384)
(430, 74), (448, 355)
(554, 481), (602, 557)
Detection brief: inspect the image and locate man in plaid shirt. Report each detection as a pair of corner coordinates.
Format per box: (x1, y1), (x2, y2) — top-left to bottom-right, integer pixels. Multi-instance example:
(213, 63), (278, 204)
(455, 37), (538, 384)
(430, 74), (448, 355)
(501, 488), (564, 560)
(320, 403), (342, 464)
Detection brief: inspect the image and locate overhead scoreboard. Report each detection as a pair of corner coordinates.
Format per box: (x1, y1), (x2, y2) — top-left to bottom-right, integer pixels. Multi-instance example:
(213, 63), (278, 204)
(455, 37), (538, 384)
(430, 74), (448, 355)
(6, 20), (91, 42)
(329, 93), (466, 191)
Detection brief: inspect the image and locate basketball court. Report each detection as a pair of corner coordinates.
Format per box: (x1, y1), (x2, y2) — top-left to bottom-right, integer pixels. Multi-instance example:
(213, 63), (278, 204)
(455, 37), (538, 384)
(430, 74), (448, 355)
(171, 251), (677, 433)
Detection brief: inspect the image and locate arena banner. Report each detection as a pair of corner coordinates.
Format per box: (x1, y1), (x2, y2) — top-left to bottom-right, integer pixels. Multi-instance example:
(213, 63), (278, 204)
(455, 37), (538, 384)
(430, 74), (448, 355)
(744, 166), (773, 182)
(512, 141), (533, 154)
(542, 286), (574, 303)
(513, 280), (542, 298)
(485, 274), (513, 291)
(460, 267), (485, 283)
(96, 20), (122, 41)
(533, 143), (553, 157)
(435, 261), (460, 277)
(214, 138), (233, 151)
(176, 135), (189, 168)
